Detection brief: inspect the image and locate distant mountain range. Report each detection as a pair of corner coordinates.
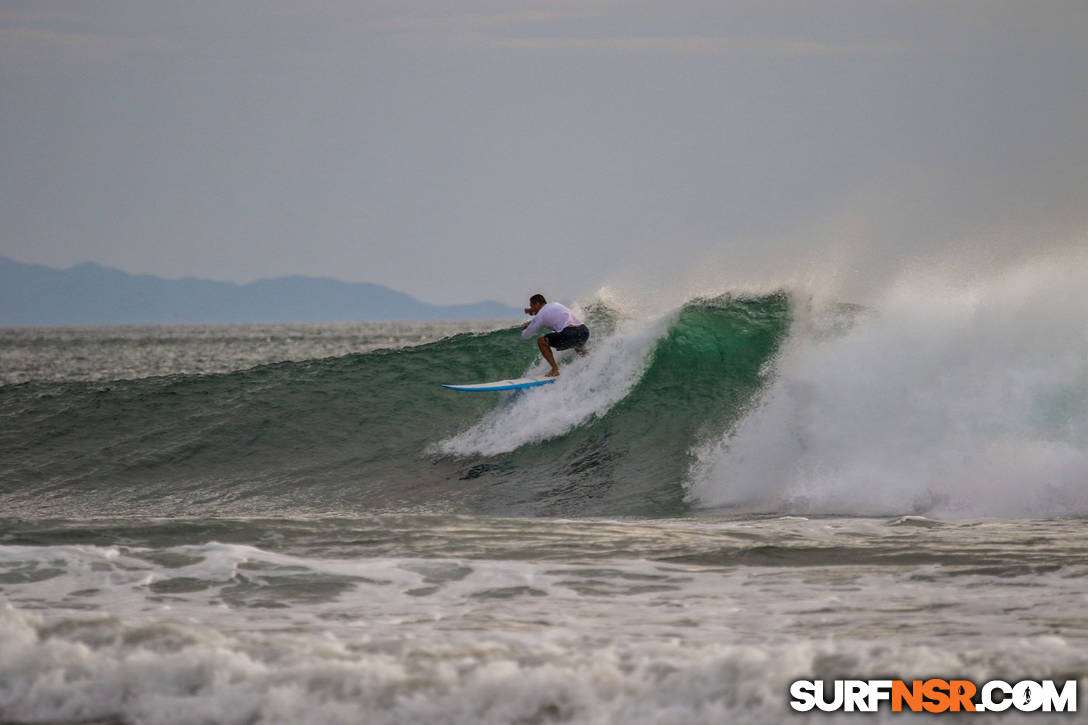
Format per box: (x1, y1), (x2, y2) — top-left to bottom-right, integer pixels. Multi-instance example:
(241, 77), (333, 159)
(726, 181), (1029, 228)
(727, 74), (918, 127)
(0, 257), (520, 325)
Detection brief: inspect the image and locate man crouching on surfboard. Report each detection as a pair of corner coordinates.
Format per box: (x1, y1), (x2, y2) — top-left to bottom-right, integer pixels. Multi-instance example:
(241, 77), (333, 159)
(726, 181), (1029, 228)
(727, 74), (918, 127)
(521, 293), (589, 377)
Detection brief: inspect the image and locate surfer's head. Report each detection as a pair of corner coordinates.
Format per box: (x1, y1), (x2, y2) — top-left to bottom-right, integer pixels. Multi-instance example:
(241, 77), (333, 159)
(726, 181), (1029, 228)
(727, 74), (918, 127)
(528, 294), (547, 314)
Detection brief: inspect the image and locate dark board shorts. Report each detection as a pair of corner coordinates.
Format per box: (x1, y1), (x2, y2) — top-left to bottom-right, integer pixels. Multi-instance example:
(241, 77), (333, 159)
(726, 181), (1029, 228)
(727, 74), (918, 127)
(545, 324), (590, 351)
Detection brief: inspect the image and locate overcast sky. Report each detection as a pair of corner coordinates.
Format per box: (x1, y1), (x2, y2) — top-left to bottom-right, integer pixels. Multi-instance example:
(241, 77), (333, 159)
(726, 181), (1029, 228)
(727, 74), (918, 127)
(2, 1), (1086, 306)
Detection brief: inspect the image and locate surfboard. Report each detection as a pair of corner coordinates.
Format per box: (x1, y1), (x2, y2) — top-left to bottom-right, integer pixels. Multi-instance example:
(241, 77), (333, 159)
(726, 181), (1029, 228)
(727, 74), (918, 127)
(442, 378), (556, 392)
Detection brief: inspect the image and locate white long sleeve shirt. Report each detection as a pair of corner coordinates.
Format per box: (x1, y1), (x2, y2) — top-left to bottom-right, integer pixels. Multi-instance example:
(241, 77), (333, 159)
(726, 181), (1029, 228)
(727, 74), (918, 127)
(521, 302), (584, 339)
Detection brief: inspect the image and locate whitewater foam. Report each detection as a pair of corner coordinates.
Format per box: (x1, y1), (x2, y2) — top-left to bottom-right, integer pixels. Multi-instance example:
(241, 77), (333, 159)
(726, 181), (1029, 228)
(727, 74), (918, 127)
(0, 606), (990, 725)
(688, 255), (1088, 517)
(436, 313), (673, 456)
(2, 519), (1086, 725)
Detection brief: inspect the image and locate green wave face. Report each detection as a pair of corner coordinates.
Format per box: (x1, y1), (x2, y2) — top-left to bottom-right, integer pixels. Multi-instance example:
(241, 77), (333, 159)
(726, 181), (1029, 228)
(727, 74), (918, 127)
(0, 294), (790, 518)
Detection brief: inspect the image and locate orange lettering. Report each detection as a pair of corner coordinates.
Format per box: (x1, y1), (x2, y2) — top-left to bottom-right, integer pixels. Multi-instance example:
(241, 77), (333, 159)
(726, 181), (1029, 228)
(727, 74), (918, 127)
(892, 680), (924, 712)
(949, 680), (977, 712)
(923, 679), (951, 713)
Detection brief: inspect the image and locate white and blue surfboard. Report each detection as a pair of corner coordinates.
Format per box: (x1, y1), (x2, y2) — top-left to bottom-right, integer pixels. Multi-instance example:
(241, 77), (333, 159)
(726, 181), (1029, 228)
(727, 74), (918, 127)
(442, 377), (556, 392)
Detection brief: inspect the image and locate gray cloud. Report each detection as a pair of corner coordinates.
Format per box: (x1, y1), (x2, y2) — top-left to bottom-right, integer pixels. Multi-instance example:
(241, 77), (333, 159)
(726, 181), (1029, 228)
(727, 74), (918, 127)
(2, 1), (1085, 307)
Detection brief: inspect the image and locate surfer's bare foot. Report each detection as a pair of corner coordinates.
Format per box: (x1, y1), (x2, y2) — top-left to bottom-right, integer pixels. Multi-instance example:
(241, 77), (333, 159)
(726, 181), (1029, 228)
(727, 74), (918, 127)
(545, 368), (560, 378)
(576, 347), (588, 357)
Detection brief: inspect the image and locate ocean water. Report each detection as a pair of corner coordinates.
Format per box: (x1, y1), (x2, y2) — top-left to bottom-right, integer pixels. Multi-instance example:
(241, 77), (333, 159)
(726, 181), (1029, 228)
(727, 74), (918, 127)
(0, 322), (510, 387)
(1, 281), (1086, 723)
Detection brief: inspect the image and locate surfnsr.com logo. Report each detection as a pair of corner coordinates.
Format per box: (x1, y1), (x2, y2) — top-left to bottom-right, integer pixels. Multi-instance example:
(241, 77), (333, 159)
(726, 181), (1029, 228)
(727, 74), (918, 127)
(789, 679), (1077, 713)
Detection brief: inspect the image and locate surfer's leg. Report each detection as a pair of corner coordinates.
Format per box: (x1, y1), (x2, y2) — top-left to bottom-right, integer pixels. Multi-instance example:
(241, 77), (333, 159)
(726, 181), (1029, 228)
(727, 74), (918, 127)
(574, 327), (589, 357)
(537, 337), (560, 377)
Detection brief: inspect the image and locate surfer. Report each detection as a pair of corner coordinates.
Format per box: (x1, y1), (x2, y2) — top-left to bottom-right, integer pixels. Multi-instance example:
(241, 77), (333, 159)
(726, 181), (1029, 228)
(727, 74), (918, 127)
(521, 294), (589, 377)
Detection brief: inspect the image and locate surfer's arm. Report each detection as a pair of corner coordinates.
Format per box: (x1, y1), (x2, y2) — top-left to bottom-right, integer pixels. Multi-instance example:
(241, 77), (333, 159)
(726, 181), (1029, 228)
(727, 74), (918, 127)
(521, 315), (545, 340)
